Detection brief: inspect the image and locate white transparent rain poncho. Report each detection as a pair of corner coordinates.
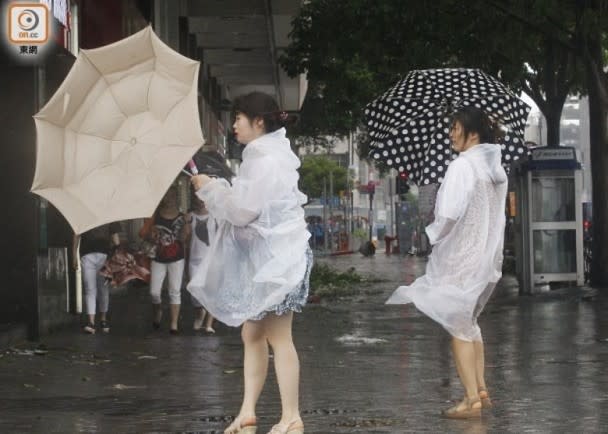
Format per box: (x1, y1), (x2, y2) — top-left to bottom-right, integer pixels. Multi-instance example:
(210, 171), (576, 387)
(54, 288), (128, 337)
(387, 143), (508, 341)
(188, 128), (311, 327)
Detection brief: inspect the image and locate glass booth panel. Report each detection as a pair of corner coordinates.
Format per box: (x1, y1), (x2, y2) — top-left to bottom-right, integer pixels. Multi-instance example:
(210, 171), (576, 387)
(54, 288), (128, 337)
(533, 230), (576, 273)
(531, 177), (575, 222)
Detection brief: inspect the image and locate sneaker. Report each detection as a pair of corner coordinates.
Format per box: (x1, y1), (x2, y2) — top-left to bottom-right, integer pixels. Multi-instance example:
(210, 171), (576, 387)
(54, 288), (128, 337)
(83, 323), (96, 334)
(205, 326), (216, 334)
(100, 320), (110, 333)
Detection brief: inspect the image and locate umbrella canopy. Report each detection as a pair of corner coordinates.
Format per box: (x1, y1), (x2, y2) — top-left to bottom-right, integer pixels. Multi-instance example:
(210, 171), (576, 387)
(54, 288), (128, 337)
(31, 26), (204, 234)
(364, 68), (531, 185)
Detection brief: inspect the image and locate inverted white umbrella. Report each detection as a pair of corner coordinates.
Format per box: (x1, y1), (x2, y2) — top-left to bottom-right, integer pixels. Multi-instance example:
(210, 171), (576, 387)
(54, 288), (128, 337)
(31, 26), (204, 234)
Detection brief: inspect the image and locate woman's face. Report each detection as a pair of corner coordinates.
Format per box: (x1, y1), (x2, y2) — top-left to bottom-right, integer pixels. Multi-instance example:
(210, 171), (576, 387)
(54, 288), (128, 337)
(449, 120), (478, 153)
(233, 112), (265, 145)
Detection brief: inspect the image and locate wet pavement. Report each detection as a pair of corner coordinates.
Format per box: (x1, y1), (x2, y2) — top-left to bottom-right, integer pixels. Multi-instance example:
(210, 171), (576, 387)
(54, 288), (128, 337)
(1, 252), (607, 433)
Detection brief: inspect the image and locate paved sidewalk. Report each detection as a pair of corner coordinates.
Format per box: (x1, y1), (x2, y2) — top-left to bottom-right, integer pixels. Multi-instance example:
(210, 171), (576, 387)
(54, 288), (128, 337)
(0, 253), (607, 433)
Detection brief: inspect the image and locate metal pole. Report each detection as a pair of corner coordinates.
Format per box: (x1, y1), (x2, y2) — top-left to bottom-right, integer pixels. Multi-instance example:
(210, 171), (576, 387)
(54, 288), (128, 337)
(329, 170), (334, 252)
(389, 175), (395, 236)
(369, 191), (374, 242)
(323, 177), (328, 251)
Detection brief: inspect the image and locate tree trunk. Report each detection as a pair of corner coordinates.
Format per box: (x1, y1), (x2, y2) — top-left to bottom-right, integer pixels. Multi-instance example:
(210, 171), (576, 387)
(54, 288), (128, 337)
(540, 38), (568, 147)
(543, 103), (563, 147)
(585, 37), (608, 287)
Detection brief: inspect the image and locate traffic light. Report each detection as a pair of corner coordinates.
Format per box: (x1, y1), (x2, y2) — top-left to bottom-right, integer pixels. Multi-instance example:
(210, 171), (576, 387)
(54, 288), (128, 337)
(395, 171), (410, 196)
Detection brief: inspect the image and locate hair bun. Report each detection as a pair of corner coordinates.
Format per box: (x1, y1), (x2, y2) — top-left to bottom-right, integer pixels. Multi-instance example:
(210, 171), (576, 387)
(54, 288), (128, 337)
(271, 111), (298, 127)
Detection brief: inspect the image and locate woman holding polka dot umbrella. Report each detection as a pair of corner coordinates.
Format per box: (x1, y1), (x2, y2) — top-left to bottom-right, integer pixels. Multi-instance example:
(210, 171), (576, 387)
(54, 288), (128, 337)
(388, 105), (511, 419)
(364, 68), (531, 185)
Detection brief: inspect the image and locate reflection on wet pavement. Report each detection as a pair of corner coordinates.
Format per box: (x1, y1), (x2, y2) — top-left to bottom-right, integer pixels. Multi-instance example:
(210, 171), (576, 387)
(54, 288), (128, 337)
(0, 253), (606, 432)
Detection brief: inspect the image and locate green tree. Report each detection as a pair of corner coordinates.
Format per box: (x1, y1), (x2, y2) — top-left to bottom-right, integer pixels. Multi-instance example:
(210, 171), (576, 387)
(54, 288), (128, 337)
(476, 0), (608, 286)
(281, 0), (453, 135)
(447, 0), (583, 147)
(299, 156), (348, 199)
(282, 0), (608, 285)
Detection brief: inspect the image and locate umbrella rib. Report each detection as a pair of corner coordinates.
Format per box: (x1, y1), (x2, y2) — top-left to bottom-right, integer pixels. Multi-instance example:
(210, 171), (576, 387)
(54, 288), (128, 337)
(75, 130), (115, 142)
(33, 117), (70, 129)
(146, 61), (153, 112)
(80, 50), (145, 120)
(163, 94), (190, 123)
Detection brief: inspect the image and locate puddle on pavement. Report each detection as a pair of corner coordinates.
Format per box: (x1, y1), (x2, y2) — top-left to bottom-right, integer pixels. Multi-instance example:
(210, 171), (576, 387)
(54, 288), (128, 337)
(336, 333), (388, 346)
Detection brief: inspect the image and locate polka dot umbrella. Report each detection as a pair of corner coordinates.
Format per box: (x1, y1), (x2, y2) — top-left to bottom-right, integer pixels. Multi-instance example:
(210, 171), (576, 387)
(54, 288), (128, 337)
(364, 68), (531, 185)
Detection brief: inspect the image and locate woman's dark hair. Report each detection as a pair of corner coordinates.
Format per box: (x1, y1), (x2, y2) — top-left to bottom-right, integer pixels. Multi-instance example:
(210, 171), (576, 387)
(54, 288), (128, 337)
(232, 91), (295, 133)
(451, 106), (503, 143)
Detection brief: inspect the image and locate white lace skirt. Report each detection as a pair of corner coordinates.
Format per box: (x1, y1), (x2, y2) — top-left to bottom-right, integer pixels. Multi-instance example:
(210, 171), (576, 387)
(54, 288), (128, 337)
(188, 219), (311, 327)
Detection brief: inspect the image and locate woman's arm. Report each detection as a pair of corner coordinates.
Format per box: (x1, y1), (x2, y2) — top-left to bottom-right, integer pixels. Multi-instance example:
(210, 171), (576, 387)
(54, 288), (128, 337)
(192, 156), (281, 227)
(425, 216), (458, 245)
(425, 158), (474, 245)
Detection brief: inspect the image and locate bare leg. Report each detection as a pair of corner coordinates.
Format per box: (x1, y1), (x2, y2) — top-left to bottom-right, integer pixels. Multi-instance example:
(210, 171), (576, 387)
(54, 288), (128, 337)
(225, 320), (268, 434)
(474, 340), (486, 391)
(265, 312), (302, 428)
(451, 337), (479, 399)
(205, 311), (216, 333)
(442, 337), (483, 417)
(169, 304), (180, 331)
(474, 338), (493, 407)
(193, 307), (206, 330)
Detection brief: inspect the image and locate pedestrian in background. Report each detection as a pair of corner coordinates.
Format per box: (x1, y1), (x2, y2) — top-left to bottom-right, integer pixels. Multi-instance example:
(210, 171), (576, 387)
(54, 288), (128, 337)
(387, 106), (508, 419)
(186, 195), (216, 333)
(190, 92), (311, 434)
(73, 222), (122, 334)
(147, 185), (188, 334)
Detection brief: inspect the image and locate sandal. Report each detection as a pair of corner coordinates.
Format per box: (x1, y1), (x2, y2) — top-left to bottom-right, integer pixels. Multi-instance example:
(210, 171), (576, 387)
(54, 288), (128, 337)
(442, 397), (482, 419)
(479, 388), (493, 408)
(83, 323), (96, 334)
(267, 418), (304, 434)
(224, 416), (257, 434)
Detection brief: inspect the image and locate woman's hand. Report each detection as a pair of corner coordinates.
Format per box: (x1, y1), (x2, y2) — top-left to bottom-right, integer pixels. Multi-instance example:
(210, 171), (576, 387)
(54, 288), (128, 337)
(191, 174), (212, 191)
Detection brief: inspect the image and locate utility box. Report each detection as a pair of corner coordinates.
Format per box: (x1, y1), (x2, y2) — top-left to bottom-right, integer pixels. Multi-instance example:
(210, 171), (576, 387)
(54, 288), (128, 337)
(512, 147), (584, 294)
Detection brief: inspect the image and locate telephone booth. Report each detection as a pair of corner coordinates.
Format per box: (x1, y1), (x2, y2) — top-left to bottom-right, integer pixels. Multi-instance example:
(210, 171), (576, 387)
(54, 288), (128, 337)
(512, 147), (584, 294)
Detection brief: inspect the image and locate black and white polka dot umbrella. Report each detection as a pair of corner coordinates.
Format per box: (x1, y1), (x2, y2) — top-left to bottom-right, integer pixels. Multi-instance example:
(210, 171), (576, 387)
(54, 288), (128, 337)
(364, 68), (531, 185)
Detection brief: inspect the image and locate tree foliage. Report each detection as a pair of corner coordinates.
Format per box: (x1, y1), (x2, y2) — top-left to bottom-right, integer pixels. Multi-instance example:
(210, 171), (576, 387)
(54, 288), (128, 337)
(284, 0), (608, 285)
(299, 155), (348, 199)
(281, 0), (588, 144)
(281, 0), (455, 135)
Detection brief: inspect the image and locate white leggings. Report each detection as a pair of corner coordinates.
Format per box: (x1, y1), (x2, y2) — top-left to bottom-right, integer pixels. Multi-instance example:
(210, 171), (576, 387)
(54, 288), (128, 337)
(150, 259), (184, 305)
(82, 253), (109, 315)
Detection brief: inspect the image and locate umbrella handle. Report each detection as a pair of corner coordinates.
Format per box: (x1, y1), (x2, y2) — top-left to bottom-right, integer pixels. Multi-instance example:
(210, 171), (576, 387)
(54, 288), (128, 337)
(74, 234), (82, 314)
(187, 159), (199, 175)
(75, 266), (82, 314)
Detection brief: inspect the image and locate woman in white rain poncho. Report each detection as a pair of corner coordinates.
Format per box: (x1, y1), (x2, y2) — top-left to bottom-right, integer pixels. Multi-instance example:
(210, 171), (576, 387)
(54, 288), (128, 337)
(387, 106), (508, 419)
(190, 92), (310, 434)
